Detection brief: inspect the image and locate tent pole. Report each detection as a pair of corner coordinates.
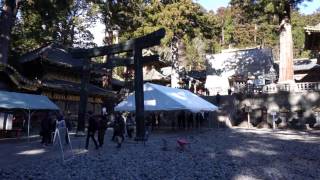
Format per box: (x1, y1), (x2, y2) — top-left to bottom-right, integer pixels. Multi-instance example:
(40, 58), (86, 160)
(28, 110), (31, 142)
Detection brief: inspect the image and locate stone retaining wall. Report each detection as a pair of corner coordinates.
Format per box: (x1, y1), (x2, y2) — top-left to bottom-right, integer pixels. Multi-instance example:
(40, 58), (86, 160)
(203, 92), (320, 129)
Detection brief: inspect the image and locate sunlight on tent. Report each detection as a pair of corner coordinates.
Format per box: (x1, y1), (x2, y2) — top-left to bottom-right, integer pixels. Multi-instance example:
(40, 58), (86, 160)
(169, 92), (187, 100)
(145, 99), (156, 106)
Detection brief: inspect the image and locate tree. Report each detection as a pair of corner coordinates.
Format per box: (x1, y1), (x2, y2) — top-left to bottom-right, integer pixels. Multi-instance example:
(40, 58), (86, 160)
(0, 0), (20, 64)
(230, 0), (313, 82)
(94, 0), (220, 86)
(10, 0), (97, 60)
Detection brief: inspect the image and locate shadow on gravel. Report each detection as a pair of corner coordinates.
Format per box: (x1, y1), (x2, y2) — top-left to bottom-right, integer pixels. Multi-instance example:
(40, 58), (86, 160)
(196, 128), (320, 180)
(0, 128), (319, 180)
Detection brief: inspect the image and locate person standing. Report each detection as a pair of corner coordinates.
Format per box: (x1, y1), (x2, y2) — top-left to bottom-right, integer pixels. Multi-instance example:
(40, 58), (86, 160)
(114, 112), (125, 148)
(64, 112), (72, 144)
(40, 112), (51, 146)
(126, 114), (135, 138)
(216, 92), (221, 106)
(85, 111), (99, 150)
(98, 114), (108, 147)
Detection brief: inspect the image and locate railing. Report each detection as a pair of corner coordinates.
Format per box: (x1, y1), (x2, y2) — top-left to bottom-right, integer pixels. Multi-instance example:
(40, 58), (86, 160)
(263, 82), (320, 93)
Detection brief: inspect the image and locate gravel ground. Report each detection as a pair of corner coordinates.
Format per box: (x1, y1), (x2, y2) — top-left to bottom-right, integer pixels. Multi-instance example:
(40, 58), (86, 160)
(0, 128), (319, 180)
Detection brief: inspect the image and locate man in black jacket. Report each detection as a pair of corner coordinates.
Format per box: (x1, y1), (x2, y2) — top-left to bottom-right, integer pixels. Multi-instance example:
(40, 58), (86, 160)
(98, 114), (108, 147)
(85, 111), (99, 150)
(114, 112), (125, 148)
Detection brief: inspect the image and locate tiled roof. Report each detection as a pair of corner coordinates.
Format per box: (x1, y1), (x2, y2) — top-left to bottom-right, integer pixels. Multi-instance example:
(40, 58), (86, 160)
(18, 44), (85, 68)
(305, 23), (320, 33)
(41, 79), (117, 97)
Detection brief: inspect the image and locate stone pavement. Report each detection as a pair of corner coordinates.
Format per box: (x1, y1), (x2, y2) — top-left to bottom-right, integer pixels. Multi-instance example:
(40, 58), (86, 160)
(0, 128), (319, 180)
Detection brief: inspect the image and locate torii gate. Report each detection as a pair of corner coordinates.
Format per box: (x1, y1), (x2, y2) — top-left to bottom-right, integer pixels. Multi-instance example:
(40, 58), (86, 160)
(71, 28), (166, 140)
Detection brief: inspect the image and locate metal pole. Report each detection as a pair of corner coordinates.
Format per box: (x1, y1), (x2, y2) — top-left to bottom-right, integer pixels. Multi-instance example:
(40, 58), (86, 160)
(28, 110), (30, 142)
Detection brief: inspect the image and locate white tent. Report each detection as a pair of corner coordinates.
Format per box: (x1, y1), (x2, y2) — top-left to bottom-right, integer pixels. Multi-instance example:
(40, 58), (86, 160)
(0, 91), (60, 139)
(115, 83), (218, 112)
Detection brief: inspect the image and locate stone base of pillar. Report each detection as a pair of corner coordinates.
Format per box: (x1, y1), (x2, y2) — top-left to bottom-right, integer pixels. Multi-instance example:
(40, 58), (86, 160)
(278, 118), (288, 129)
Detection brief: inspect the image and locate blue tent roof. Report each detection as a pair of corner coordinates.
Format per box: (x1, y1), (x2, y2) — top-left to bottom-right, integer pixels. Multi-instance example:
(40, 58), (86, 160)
(0, 91), (59, 110)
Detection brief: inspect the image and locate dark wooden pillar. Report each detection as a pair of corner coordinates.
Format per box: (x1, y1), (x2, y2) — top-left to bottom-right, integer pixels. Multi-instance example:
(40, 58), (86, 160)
(77, 60), (90, 134)
(133, 48), (145, 140)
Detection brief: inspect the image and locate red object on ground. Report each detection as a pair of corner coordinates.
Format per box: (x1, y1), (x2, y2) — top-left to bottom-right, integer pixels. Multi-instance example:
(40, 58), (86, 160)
(177, 138), (189, 150)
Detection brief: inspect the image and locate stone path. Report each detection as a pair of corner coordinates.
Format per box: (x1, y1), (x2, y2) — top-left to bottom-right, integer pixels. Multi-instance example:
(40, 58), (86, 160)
(0, 128), (319, 180)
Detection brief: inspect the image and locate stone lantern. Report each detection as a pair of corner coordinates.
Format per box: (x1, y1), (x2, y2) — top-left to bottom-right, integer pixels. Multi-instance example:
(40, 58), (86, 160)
(312, 107), (320, 128)
(278, 107), (290, 128)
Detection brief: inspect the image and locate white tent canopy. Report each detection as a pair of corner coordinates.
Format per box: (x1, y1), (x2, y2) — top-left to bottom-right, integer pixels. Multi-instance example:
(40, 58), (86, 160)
(0, 91), (59, 110)
(0, 90), (59, 139)
(115, 83), (218, 112)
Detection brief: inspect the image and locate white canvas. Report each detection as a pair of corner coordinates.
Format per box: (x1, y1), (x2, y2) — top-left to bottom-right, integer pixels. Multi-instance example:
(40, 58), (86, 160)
(115, 83), (218, 112)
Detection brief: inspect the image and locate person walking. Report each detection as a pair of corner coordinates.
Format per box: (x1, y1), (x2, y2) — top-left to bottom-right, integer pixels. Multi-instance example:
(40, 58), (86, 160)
(114, 112), (125, 148)
(85, 111), (99, 150)
(98, 114), (108, 147)
(126, 114), (135, 138)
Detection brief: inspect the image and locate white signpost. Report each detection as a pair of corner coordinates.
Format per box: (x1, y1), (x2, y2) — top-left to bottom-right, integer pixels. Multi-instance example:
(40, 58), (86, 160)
(53, 120), (74, 162)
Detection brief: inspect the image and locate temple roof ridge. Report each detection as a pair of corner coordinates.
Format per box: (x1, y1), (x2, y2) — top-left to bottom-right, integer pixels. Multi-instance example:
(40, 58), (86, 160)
(304, 23), (320, 32)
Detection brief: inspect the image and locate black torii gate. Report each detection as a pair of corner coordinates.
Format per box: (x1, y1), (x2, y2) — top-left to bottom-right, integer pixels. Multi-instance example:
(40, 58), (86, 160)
(71, 28), (165, 140)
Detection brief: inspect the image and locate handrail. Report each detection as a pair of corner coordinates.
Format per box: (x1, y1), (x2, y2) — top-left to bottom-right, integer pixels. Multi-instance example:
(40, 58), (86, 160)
(263, 82), (320, 93)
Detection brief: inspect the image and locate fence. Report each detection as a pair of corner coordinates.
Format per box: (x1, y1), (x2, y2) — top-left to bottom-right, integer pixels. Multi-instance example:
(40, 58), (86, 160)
(263, 82), (320, 93)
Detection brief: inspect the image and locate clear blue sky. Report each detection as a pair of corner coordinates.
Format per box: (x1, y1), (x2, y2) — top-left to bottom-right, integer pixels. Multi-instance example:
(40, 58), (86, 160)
(195, 0), (320, 15)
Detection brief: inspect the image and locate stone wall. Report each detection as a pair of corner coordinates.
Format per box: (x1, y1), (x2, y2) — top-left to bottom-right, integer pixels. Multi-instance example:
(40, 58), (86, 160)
(204, 92), (320, 129)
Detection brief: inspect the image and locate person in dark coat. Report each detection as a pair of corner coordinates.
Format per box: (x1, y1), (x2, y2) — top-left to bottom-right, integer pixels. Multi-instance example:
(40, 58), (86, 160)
(187, 112), (194, 129)
(126, 114), (135, 138)
(216, 92), (221, 106)
(114, 112), (125, 148)
(98, 114), (108, 147)
(64, 112), (72, 144)
(85, 111), (99, 150)
(41, 112), (51, 146)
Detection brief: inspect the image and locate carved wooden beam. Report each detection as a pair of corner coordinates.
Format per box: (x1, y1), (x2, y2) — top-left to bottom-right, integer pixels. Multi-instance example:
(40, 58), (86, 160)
(70, 28), (165, 58)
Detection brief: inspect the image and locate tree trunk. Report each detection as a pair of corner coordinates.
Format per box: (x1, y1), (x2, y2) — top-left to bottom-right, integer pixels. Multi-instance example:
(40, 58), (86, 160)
(171, 35), (180, 88)
(278, 19), (294, 83)
(254, 24), (257, 45)
(221, 26), (225, 45)
(0, 0), (19, 64)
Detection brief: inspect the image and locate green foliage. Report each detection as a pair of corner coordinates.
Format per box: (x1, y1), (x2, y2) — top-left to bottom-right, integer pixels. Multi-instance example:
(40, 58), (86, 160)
(7, 0), (319, 68)
(96, 0), (220, 70)
(228, 0), (317, 59)
(10, 0), (97, 56)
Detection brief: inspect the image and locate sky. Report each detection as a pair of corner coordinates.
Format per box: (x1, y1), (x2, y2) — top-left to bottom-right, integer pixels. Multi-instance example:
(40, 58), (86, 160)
(91, 0), (320, 46)
(196, 0), (320, 14)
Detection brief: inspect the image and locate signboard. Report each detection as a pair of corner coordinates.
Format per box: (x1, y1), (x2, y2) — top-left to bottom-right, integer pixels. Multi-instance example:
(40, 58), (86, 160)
(53, 120), (74, 162)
